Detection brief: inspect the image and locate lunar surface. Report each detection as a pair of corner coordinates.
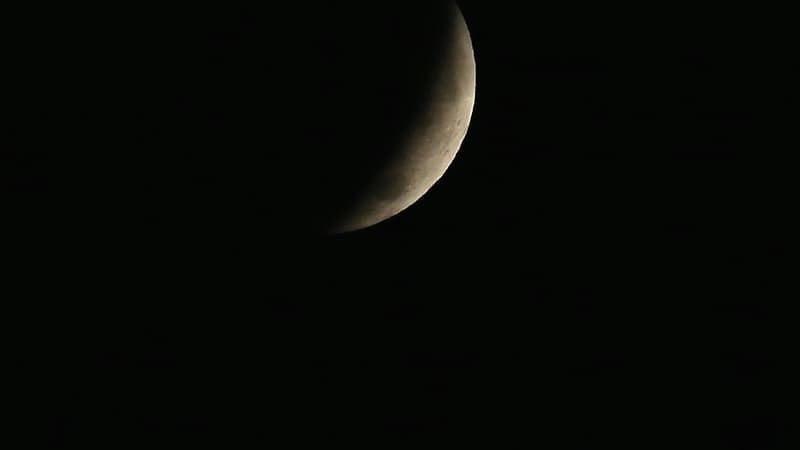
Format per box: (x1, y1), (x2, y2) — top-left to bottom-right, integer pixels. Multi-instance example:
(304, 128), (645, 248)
(326, 3), (476, 234)
(7, 2), (476, 240)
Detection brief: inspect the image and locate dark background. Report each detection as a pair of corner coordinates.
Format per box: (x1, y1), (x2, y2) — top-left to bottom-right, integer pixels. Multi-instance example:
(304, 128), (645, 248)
(7, 1), (791, 448)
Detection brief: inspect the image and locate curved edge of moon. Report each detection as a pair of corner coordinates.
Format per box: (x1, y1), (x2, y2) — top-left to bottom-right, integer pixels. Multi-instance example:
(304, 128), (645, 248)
(328, 2), (476, 234)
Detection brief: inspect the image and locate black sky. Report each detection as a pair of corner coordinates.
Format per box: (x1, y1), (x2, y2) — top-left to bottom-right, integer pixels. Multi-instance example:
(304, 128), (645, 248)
(7, 2), (791, 448)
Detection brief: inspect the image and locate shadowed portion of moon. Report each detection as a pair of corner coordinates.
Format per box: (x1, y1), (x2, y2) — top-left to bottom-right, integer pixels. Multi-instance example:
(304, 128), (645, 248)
(170, 1), (478, 236)
(7, 2), (474, 242)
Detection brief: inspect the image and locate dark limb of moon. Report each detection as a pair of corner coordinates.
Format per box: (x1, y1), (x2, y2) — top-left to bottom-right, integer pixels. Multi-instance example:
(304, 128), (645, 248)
(132, 2), (477, 236)
(13, 2), (475, 241)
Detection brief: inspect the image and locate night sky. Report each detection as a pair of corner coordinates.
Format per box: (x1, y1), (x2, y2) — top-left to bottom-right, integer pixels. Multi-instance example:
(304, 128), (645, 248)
(8, 2), (790, 448)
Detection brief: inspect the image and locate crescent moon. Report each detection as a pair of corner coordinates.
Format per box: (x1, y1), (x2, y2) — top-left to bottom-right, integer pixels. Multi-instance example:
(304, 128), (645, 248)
(328, 3), (476, 234)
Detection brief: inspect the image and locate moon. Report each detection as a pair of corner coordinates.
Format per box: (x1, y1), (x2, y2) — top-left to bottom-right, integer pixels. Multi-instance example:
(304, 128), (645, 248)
(326, 3), (476, 234)
(12, 3), (476, 240)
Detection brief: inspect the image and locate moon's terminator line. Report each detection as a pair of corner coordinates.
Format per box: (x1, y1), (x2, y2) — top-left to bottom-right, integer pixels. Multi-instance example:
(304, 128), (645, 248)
(327, 2), (476, 233)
